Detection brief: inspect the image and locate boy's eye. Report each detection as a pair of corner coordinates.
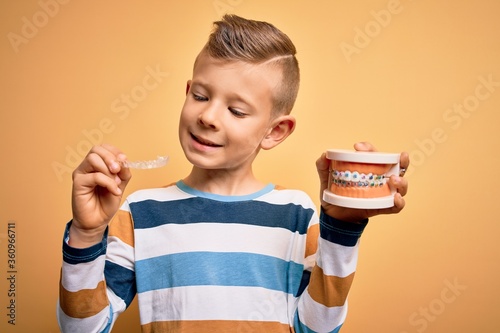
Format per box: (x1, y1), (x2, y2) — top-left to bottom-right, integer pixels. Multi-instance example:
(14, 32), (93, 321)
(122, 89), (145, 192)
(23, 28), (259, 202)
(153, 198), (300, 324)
(229, 108), (246, 117)
(193, 93), (208, 101)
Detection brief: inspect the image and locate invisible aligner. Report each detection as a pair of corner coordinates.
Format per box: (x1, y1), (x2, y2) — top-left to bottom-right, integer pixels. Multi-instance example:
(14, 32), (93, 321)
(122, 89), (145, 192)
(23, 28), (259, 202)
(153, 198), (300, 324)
(122, 155), (169, 169)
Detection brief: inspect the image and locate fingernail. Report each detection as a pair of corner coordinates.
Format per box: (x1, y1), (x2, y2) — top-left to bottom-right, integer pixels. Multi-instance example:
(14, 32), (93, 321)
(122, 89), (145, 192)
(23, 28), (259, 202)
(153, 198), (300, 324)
(110, 161), (120, 171)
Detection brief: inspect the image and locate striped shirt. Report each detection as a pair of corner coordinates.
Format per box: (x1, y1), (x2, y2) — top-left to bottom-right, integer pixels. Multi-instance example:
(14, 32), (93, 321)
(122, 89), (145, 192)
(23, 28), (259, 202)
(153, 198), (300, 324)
(58, 181), (367, 333)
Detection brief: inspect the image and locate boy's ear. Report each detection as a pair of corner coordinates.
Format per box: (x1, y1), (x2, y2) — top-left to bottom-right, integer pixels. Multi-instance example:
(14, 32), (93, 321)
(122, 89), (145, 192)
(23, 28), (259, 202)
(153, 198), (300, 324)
(260, 115), (296, 150)
(186, 80), (192, 95)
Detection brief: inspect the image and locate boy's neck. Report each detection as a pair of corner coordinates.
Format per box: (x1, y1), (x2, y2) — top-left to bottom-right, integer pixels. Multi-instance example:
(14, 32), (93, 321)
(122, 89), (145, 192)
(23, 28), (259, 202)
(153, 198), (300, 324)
(183, 166), (267, 196)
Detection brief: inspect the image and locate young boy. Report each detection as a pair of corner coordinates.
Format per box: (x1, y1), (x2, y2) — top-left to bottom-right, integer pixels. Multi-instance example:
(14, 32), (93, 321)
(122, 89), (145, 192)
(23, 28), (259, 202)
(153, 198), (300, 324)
(57, 14), (409, 333)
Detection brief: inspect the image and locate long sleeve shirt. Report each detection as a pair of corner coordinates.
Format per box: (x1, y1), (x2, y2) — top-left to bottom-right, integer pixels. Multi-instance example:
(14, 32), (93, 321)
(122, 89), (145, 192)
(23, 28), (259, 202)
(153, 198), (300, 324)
(58, 181), (367, 333)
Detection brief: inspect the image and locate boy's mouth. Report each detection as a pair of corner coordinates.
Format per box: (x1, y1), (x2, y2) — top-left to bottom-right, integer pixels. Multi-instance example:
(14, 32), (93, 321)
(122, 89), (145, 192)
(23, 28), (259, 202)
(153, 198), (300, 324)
(190, 133), (223, 147)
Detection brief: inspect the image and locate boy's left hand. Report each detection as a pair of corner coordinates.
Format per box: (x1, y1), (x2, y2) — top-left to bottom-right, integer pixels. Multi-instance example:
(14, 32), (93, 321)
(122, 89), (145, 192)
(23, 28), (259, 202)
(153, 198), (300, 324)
(316, 142), (409, 222)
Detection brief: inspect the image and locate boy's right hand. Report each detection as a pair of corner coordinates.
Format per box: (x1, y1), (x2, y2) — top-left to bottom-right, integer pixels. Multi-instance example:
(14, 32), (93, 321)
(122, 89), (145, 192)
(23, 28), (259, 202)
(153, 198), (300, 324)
(69, 144), (131, 248)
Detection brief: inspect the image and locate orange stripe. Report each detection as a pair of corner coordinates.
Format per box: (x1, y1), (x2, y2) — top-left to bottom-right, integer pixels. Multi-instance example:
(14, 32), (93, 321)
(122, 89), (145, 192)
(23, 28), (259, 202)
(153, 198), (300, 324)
(142, 320), (291, 333)
(59, 278), (108, 318)
(108, 210), (134, 247)
(307, 265), (354, 307)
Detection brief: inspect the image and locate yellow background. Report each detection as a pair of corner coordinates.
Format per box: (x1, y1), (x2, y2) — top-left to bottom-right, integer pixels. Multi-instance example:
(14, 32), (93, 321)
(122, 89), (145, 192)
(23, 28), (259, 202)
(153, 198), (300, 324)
(1, 0), (499, 332)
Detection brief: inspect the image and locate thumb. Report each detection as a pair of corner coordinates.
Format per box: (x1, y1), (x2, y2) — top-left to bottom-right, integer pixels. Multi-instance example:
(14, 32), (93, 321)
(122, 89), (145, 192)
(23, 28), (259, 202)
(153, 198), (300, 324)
(316, 153), (330, 193)
(354, 142), (377, 152)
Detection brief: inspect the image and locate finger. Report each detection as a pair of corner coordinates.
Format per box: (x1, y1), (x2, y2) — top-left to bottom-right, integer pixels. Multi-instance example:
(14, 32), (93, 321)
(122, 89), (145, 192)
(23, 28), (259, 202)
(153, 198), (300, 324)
(315, 152), (329, 172)
(78, 145), (126, 175)
(116, 164), (132, 193)
(393, 192), (406, 212)
(90, 145), (131, 193)
(316, 153), (330, 193)
(75, 172), (123, 196)
(353, 142), (377, 152)
(100, 145), (132, 184)
(95, 144), (127, 173)
(115, 153), (132, 183)
(388, 175), (408, 197)
(370, 193), (405, 217)
(398, 151), (410, 175)
(76, 150), (116, 178)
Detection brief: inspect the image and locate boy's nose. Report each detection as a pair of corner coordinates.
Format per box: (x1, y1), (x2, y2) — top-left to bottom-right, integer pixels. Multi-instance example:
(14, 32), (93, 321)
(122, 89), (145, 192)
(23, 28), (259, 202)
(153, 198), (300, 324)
(198, 104), (220, 130)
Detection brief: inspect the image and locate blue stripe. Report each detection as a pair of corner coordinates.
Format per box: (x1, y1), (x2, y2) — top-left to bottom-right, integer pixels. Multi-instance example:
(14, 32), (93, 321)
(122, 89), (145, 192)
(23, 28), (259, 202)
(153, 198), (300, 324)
(130, 197), (313, 234)
(135, 251), (304, 295)
(319, 211), (368, 247)
(296, 270), (311, 297)
(62, 221), (108, 265)
(104, 261), (136, 307)
(177, 180), (276, 202)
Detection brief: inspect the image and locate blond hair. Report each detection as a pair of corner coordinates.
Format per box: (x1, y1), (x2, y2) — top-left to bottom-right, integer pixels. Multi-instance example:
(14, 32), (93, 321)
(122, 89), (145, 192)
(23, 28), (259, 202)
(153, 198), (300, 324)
(203, 14), (300, 116)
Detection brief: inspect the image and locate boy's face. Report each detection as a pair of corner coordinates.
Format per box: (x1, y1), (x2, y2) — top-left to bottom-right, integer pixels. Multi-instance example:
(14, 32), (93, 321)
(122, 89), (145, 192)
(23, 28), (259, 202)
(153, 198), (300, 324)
(179, 52), (283, 172)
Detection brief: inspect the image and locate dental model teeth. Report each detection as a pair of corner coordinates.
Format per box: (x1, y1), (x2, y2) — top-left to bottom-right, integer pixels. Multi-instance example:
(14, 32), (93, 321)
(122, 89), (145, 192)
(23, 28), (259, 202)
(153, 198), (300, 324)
(352, 171), (360, 182)
(122, 155), (169, 169)
(331, 170), (386, 187)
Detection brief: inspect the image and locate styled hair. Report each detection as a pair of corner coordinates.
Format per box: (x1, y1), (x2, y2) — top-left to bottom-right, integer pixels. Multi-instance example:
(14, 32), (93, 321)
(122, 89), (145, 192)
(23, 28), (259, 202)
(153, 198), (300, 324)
(203, 14), (300, 116)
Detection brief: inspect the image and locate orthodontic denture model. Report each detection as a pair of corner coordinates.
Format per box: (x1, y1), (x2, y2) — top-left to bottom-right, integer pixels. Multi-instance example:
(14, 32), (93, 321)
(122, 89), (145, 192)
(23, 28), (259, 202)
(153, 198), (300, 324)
(323, 149), (400, 209)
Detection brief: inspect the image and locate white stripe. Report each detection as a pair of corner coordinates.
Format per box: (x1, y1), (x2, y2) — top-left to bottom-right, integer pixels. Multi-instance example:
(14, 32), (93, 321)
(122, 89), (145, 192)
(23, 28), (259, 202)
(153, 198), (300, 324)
(297, 290), (347, 332)
(126, 186), (317, 212)
(57, 300), (111, 333)
(61, 255), (106, 292)
(257, 188), (318, 211)
(106, 236), (135, 271)
(126, 186), (193, 205)
(315, 238), (359, 278)
(119, 201), (131, 212)
(138, 285), (290, 324)
(303, 253), (317, 272)
(134, 222), (307, 263)
(107, 286), (128, 317)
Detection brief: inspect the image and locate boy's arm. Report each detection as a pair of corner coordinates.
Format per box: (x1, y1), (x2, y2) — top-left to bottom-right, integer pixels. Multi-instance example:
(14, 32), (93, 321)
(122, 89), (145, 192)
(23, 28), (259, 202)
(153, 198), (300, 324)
(294, 211), (367, 332)
(58, 144), (134, 332)
(57, 209), (136, 333)
(293, 143), (409, 332)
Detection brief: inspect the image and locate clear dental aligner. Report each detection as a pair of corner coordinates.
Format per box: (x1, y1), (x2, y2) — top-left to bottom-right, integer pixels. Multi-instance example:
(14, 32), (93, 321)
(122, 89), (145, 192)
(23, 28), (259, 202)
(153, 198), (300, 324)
(121, 155), (169, 169)
(331, 170), (387, 188)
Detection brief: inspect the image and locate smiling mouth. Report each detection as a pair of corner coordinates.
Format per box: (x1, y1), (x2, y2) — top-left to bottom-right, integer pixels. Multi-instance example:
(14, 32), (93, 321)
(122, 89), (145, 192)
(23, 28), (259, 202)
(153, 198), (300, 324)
(191, 133), (223, 147)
